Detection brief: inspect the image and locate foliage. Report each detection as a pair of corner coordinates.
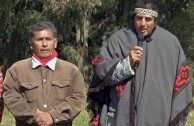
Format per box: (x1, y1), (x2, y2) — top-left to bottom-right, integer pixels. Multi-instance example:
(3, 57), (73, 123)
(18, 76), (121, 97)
(0, 0), (194, 87)
(0, 1), (194, 125)
(59, 45), (79, 66)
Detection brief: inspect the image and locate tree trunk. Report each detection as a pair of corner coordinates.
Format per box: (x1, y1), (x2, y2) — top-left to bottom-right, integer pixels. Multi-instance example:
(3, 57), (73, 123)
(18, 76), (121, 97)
(75, 11), (90, 83)
(119, 0), (130, 25)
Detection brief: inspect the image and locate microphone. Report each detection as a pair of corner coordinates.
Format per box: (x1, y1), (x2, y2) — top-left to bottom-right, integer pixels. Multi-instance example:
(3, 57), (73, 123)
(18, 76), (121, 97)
(137, 34), (144, 47)
(135, 34), (144, 69)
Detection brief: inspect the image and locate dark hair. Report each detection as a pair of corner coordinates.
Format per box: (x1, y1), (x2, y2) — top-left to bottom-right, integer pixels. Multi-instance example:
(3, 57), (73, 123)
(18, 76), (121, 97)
(29, 21), (57, 42)
(130, 0), (158, 21)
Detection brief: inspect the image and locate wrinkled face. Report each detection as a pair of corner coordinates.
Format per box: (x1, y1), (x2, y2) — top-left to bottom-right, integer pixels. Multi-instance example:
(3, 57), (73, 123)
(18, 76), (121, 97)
(30, 28), (57, 59)
(134, 13), (157, 36)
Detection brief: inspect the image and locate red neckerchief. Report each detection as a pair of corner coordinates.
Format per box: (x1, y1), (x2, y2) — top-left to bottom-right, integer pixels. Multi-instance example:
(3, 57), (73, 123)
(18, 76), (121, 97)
(32, 50), (58, 66)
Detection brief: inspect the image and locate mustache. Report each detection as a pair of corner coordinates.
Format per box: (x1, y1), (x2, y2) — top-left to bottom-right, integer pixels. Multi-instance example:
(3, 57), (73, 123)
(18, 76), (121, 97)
(139, 27), (147, 30)
(38, 49), (53, 55)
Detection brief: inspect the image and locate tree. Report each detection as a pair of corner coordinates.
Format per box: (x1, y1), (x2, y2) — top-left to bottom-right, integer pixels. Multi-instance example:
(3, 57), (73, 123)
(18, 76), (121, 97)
(0, 0), (193, 89)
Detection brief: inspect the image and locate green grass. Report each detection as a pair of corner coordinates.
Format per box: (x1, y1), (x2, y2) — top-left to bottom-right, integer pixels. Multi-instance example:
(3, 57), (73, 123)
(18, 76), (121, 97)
(185, 98), (194, 126)
(186, 110), (194, 126)
(73, 107), (90, 126)
(0, 107), (90, 126)
(0, 108), (15, 126)
(0, 103), (193, 126)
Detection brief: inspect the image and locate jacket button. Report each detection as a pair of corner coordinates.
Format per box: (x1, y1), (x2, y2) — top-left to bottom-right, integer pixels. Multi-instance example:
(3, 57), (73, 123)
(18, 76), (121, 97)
(43, 104), (47, 108)
(55, 118), (59, 122)
(43, 79), (46, 82)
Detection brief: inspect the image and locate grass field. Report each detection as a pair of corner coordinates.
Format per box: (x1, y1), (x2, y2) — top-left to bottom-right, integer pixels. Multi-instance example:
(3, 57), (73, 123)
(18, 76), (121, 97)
(0, 104), (193, 126)
(0, 107), (90, 126)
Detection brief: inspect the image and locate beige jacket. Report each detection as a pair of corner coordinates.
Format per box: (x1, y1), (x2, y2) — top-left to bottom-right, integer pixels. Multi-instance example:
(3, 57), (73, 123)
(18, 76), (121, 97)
(3, 58), (86, 126)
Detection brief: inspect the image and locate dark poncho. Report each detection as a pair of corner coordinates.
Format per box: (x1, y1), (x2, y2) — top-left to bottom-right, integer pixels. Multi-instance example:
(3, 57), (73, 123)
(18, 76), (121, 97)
(88, 25), (193, 126)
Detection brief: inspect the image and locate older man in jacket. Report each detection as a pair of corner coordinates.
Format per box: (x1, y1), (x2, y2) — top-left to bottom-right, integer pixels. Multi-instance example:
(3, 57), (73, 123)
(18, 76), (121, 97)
(3, 21), (86, 126)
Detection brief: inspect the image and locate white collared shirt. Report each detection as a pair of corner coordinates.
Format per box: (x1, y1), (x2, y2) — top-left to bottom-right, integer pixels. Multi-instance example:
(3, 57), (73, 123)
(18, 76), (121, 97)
(32, 56), (57, 70)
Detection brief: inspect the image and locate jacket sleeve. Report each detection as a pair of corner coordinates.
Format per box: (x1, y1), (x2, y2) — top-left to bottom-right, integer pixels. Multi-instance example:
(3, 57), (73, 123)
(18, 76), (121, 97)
(3, 68), (38, 124)
(48, 68), (86, 123)
(110, 56), (135, 85)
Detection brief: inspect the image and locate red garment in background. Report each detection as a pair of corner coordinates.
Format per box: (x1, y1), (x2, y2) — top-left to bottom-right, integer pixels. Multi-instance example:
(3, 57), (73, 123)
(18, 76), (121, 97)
(0, 68), (4, 122)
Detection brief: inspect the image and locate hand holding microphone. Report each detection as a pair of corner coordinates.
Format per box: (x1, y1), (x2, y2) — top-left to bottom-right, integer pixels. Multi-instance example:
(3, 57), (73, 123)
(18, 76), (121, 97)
(129, 34), (144, 69)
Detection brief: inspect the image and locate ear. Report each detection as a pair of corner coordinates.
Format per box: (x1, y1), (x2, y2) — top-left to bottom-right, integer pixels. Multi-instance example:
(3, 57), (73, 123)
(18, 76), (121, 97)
(154, 18), (158, 24)
(29, 41), (33, 50)
(54, 38), (58, 48)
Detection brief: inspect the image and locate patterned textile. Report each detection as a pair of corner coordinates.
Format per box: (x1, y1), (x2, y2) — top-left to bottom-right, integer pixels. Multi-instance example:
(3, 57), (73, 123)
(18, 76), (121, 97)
(135, 8), (158, 17)
(115, 82), (127, 97)
(173, 61), (190, 95)
(91, 55), (106, 65)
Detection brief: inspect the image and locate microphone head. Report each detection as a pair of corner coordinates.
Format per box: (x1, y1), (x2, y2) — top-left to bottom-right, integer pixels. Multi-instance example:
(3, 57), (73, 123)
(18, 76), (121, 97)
(138, 34), (144, 40)
(137, 34), (144, 47)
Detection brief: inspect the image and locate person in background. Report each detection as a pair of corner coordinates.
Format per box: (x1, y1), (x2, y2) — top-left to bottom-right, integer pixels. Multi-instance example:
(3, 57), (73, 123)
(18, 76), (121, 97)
(0, 56), (4, 123)
(3, 21), (86, 126)
(87, 1), (193, 126)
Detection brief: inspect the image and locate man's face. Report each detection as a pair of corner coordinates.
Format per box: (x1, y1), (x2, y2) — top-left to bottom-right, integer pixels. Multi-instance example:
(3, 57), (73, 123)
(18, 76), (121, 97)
(134, 13), (157, 36)
(30, 28), (57, 59)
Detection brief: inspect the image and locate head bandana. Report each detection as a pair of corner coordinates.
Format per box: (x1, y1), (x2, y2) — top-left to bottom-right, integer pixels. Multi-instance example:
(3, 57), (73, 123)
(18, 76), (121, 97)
(135, 8), (158, 17)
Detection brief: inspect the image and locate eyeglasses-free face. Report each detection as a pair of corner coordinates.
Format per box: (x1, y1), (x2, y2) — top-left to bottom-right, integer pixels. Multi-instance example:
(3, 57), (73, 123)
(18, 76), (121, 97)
(134, 13), (157, 37)
(30, 28), (58, 59)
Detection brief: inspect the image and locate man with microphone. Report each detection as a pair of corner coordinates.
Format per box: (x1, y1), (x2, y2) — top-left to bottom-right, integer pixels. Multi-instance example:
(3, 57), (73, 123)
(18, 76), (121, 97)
(88, 1), (193, 126)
